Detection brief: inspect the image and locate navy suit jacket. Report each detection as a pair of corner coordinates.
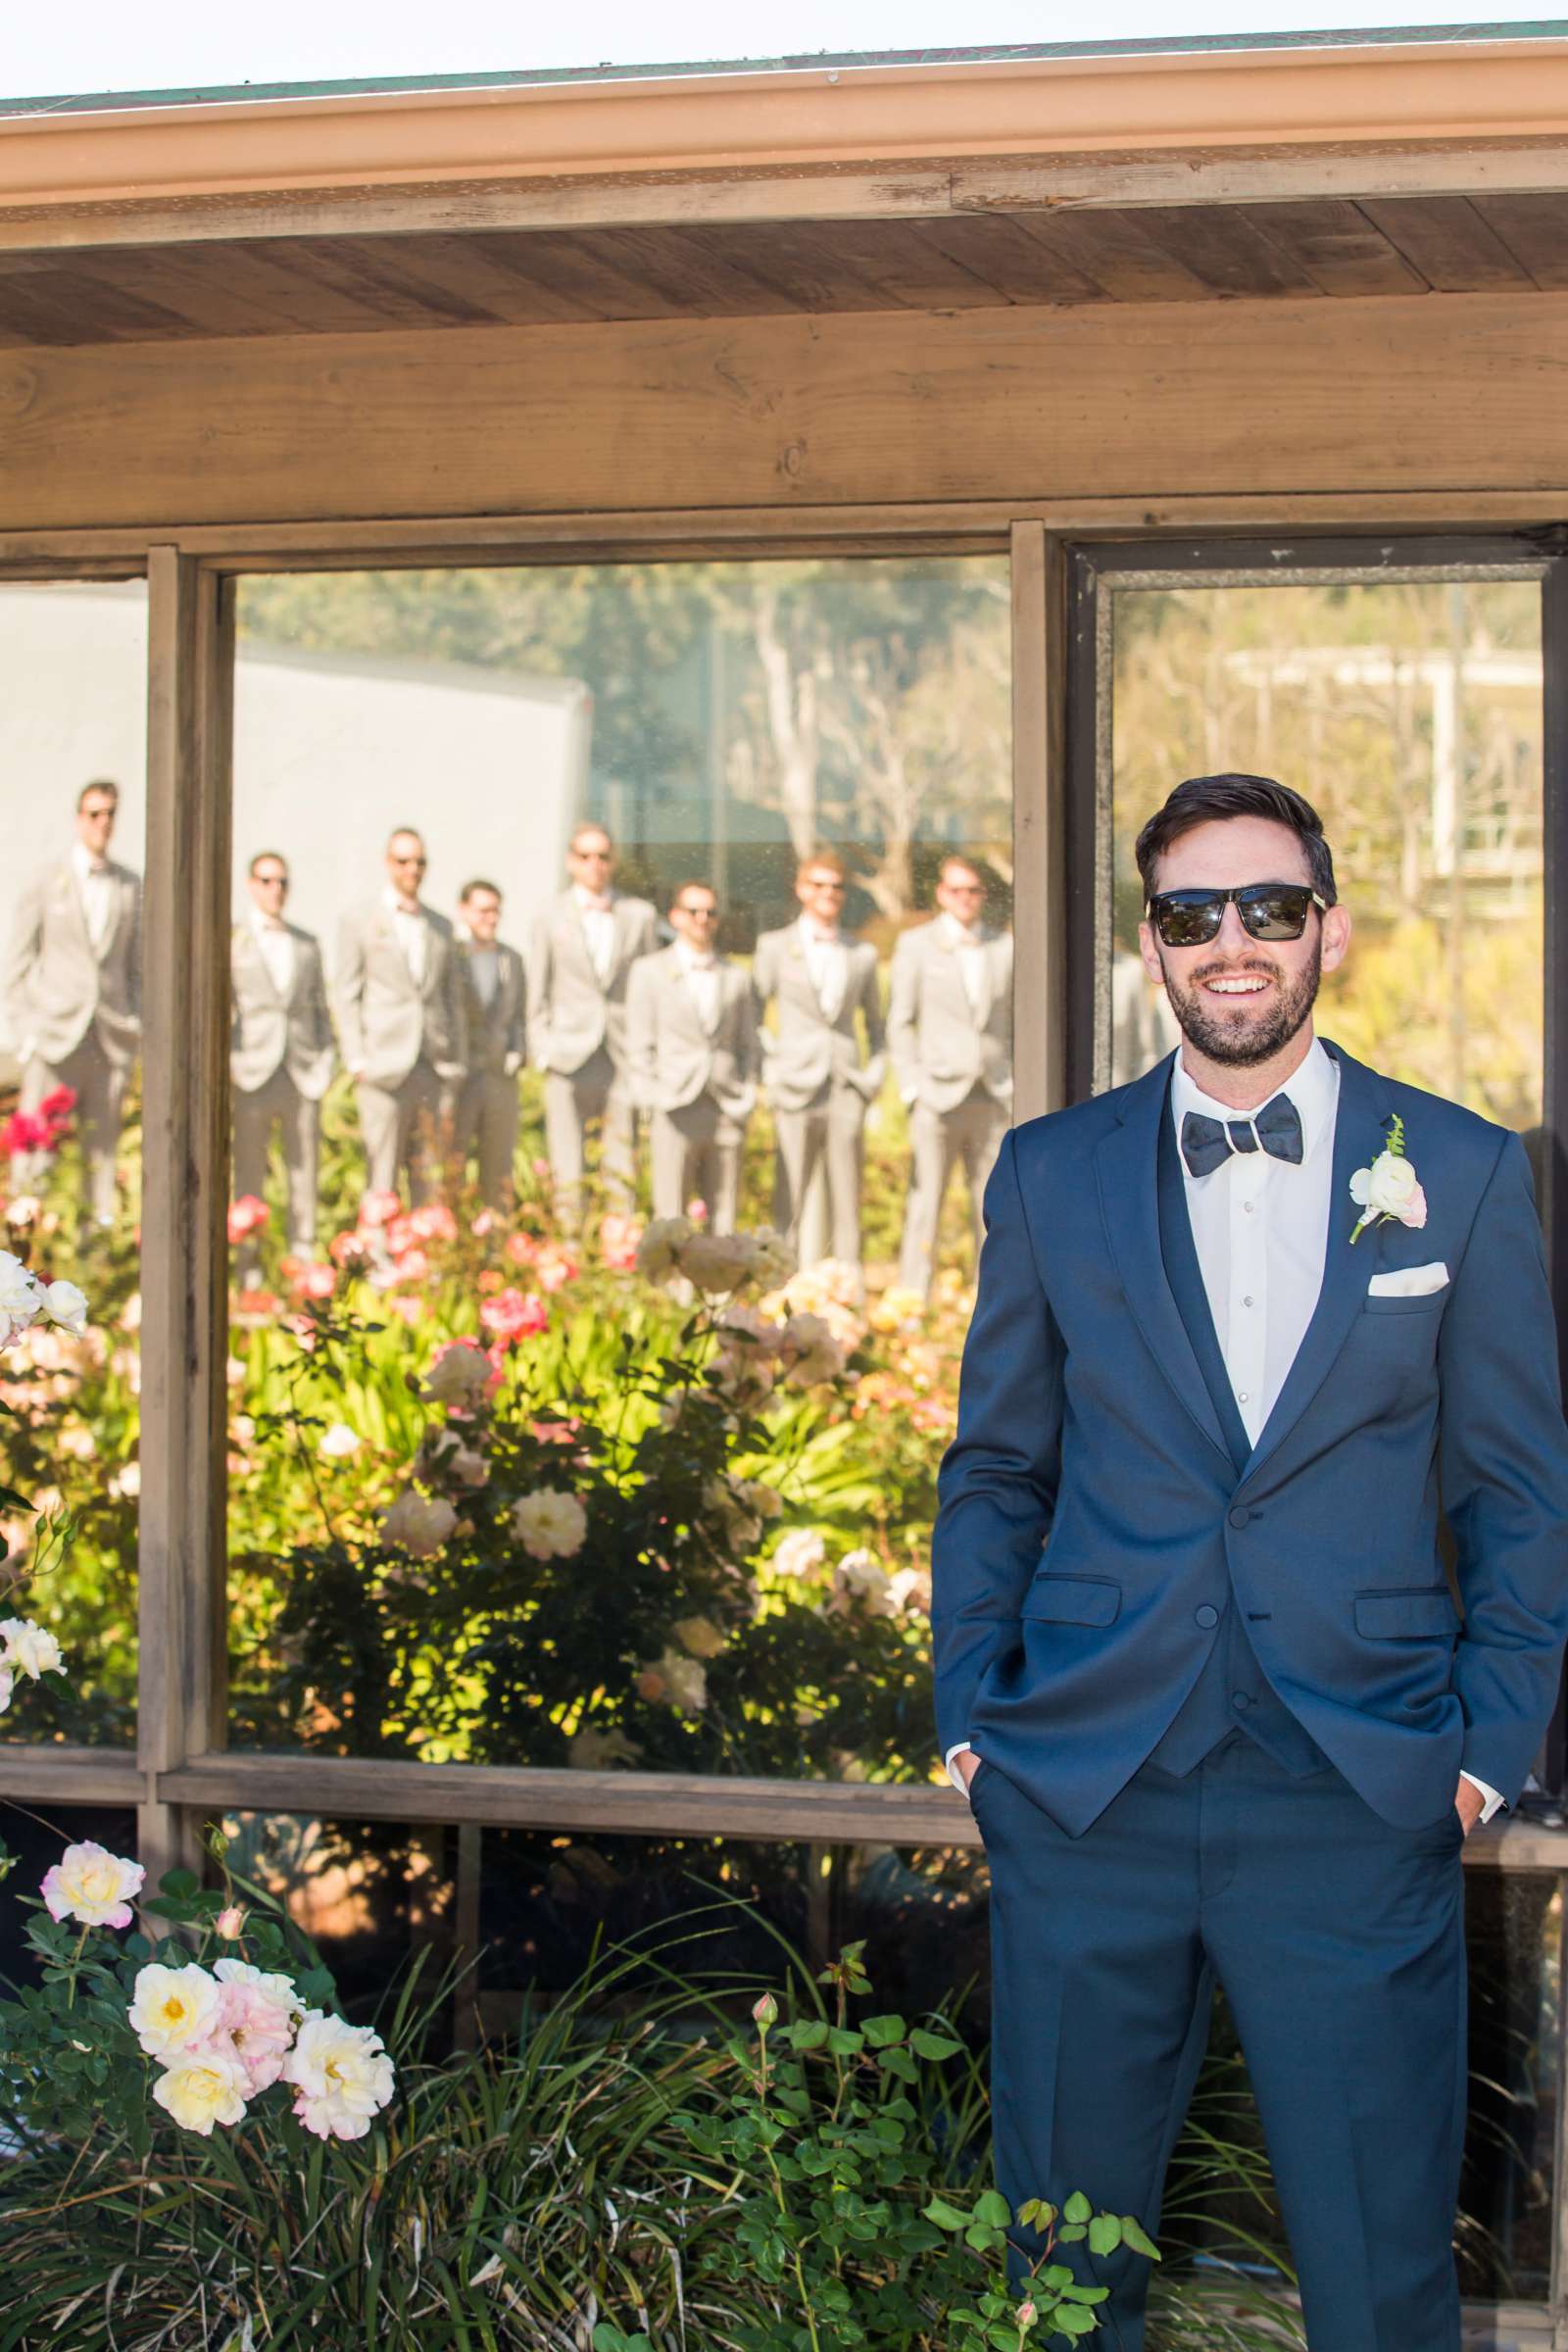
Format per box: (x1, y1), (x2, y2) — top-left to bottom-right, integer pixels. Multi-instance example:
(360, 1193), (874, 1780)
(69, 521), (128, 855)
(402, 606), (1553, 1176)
(931, 1039), (1568, 1835)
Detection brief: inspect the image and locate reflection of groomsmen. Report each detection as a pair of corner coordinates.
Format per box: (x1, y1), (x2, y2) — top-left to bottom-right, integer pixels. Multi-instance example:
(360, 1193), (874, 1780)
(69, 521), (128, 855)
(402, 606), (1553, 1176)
(754, 849), (886, 1279)
(626, 880), (760, 1231)
(335, 828), (466, 1206)
(454, 877), (525, 1207)
(230, 853), (335, 1270)
(528, 824), (657, 1218)
(3, 779), (141, 1227)
(890, 857), (1013, 1298)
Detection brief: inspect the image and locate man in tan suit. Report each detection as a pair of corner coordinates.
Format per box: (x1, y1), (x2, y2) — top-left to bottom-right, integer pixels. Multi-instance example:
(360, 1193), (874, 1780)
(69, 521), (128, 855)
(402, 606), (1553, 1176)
(889, 856), (1013, 1298)
(753, 849), (886, 1280)
(626, 879), (760, 1231)
(454, 877), (526, 1208)
(527, 823), (657, 1220)
(230, 851), (335, 1274)
(335, 828), (466, 1207)
(4, 778), (141, 1228)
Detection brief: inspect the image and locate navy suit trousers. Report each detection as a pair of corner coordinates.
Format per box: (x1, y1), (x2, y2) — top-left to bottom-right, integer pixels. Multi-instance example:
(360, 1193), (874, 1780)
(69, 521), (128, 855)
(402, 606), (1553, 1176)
(972, 1729), (1467, 2352)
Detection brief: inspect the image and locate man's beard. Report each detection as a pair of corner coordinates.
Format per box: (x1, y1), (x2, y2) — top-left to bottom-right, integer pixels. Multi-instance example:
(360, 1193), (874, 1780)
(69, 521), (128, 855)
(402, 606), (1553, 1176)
(1160, 939), (1322, 1067)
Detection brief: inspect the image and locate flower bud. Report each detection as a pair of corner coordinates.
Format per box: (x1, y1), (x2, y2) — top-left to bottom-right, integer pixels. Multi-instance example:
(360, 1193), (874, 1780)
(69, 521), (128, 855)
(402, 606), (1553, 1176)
(752, 1992), (778, 2030)
(216, 1905), (246, 1938)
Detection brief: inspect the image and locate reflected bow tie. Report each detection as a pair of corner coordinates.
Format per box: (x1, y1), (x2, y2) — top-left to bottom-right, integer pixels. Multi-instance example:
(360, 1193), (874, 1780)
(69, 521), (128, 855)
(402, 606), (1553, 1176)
(1180, 1093), (1303, 1179)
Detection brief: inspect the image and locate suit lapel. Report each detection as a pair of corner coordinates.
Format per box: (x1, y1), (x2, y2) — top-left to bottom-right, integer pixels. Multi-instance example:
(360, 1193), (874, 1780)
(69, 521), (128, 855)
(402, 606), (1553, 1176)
(1239, 1041), (1388, 1484)
(1156, 1111), (1251, 1475)
(1095, 1054), (1235, 1470)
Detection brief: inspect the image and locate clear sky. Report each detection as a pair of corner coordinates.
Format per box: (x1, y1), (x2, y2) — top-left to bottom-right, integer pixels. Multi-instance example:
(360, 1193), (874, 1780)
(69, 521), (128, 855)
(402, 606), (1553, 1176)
(0, 3), (1558, 102)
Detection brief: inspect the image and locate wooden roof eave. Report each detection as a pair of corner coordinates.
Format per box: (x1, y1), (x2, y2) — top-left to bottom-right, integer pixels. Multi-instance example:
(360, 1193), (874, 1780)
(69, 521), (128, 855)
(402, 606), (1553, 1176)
(4, 34), (1568, 253)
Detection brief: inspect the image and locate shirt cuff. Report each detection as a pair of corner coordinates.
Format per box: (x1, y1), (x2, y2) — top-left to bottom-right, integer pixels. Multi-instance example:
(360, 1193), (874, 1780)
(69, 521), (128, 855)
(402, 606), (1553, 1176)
(1459, 1769), (1506, 1824)
(945, 1740), (975, 1797)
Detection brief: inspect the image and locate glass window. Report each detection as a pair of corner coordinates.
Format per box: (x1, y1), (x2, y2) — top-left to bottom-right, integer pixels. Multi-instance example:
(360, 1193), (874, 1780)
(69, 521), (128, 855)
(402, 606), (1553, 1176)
(1101, 572), (1544, 1140)
(222, 558), (1012, 1782)
(0, 582), (147, 1747)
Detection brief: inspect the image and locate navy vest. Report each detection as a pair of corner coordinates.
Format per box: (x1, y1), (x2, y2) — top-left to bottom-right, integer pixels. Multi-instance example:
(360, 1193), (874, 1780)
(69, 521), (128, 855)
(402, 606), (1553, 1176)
(1146, 1104), (1329, 1780)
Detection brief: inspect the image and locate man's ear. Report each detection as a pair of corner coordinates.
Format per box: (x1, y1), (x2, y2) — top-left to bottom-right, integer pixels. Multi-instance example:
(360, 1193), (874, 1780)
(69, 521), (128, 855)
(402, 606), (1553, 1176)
(1321, 903), (1352, 975)
(1137, 919), (1165, 988)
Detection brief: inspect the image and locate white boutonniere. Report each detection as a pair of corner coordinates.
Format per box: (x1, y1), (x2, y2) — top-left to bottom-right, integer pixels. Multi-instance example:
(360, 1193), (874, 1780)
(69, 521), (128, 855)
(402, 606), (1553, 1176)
(1348, 1111), (1428, 1245)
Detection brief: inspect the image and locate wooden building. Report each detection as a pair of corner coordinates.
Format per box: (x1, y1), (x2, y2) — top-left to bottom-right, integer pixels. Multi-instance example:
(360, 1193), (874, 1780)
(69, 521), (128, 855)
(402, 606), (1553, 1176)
(5, 24), (1568, 2338)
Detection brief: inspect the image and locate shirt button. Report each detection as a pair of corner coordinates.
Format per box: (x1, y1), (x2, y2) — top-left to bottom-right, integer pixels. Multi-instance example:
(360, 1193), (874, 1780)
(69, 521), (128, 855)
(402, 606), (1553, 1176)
(1243, 1200), (1256, 1214)
(1242, 1296), (1254, 1308)
(1237, 1391), (1250, 1404)
(1228, 1506), (1251, 1530)
(1233, 1690), (1253, 1709)
(1195, 1603), (1220, 1629)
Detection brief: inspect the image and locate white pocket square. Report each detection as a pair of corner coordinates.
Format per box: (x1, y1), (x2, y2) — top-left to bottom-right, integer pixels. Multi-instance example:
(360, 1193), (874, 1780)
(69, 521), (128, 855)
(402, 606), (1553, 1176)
(1368, 1262), (1449, 1298)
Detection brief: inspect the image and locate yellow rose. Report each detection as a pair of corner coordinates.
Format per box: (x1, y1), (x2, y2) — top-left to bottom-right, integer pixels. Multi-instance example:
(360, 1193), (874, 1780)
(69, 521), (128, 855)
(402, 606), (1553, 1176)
(153, 2052), (250, 2136)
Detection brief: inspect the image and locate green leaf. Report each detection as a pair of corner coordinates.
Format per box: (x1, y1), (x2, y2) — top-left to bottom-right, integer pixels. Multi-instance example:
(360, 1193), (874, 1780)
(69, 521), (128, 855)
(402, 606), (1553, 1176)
(923, 2197), (969, 2231)
(861, 2014), (906, 2047)
(1087, 2213), (1122, 2256)
(1062, 2189), (1092, 2224)
(1119, 2214), (1161, 2260)
(909, 2028), (963, 2061)
(973, 2189), (1011, 2229)
(786, 2020), (829, 2052)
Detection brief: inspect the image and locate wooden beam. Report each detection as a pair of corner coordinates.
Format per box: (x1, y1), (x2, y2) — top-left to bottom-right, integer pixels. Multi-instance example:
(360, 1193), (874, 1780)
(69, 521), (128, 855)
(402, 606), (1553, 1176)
(4, 289), (1568, 533)
(1010, 520), (1051, 1122)
(0, 1746), (143, 1805)
(137, 549), (232, 1890)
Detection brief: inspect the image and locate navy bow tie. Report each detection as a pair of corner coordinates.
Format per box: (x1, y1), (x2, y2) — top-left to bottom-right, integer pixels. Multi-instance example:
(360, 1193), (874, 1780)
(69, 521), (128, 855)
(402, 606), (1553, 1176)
(1180, 1093), (1303, 1179)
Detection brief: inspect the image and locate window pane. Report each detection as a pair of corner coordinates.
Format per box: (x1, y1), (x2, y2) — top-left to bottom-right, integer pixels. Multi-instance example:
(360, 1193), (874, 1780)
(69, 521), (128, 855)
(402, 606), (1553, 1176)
(0, 582), (146, 1747)
(1104, 574), (1544, 1134)
(223, 559), (1011, 1781)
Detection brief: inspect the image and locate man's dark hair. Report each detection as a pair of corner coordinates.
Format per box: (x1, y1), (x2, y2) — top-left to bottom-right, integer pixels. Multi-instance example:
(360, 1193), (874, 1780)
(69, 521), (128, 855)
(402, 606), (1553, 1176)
(459, 877), (502, 904)
(77, 778), (119, 812)
(1135, 774), (1337, 906)
(248, 850), (288, 878)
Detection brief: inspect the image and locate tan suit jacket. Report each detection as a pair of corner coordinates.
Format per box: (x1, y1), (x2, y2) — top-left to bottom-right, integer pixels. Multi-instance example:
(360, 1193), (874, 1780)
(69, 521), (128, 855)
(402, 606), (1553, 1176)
(888, 919), (1012, 1114)
(459, 941), (526, 1076)
(3, 856), (141, 1068)
(334, 901), (466, 1090)
(753, 923), (886, 1112)
(230, 920), (336, 1100)
(626, 947), (760, 1120)
(527, 891), (658, 1076)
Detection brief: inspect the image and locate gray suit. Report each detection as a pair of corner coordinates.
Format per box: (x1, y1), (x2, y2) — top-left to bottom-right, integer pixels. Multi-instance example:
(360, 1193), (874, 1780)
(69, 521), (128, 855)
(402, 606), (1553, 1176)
(455, 939), (526, 1205)
(335, 899), (466, 1203)
(754, 920), (886, 1274)
(888, 917), (1013, 1296)
(528, 889), (658, 1216)
(230, 918), (335, 1259)
(4, 855), (142, 1225)
(626, 945), (760, 1230)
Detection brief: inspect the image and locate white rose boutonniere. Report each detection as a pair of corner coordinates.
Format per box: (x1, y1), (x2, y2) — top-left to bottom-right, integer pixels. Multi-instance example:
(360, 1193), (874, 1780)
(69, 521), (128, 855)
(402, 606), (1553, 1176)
(1349, 1112), (1428, 1245)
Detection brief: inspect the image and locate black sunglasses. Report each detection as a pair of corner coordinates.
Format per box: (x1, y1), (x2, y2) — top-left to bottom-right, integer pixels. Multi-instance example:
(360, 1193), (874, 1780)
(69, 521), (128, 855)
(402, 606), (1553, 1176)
(1146, 881), (1327, 949)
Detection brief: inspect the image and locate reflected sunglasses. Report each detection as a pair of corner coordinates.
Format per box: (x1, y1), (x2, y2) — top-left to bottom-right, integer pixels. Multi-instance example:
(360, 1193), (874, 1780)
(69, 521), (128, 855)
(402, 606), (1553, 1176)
(1145, 881), (1327, 948)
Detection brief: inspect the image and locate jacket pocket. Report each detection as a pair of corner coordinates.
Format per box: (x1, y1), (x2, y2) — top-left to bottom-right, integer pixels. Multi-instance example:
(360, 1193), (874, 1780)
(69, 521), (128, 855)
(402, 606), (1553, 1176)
(1021, 1575), (1121, 1627)
(1353, 1586), (1460, 1640)
(1360, 1292), (1448, 1318)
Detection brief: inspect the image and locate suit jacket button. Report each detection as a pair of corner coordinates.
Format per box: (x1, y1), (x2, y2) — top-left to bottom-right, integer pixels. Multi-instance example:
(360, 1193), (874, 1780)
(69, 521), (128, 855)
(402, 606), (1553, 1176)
(1228, 1506), (1251, 1530)
(1195, 1603), (1220, 1628)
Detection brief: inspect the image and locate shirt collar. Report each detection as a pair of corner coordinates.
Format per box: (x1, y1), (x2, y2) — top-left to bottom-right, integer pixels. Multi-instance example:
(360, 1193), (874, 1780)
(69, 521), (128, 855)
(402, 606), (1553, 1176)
(799, 914), (841, 947)
(383, 884), (422, 920)
(574, 885), (613, 915)
(72, 841), (109, 881)
(250, 903), (288, 937)
(1169, 1033), (1338, 1163)
(941, 910), (982, 947)
(675, 937), (716, 971)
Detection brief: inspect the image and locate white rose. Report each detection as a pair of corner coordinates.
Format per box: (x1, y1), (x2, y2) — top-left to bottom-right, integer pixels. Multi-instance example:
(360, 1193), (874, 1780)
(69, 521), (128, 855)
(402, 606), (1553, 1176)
(110, 1460), (141, 1500)
(638, 1644), (708, 1713)
(0, 1617), (64, 1681)
(282, 2012), (396, 2141)
(567, 1725), (642, 1770)
(680, 1231), (755, 1295)
(1349, 1149), (1428, 1232)
(153, 2052), (251, 2136)
(128, 1962), (223, 2058)
(420, 1343), (493, 1405)
(40, 1839), (145, 1928)
(0, 1250), (42, 1348)
(778, 1312), (846, 1387)
(770, 1529), (827, 1581)
(0, 1666), (11, 1715)
(635, 1216), (695, 1282)
(378, 1489), (458, 1560)
(41, 1279), (88, 1337)
(318, 1422), (362, 1459)
(214, 1955), (305, 2019)
(672, 1613), (726, 1659)
(833, 1547), (897, 1616)
(746, 1229), (797, 1289)
(510, 1488), (587, 1560)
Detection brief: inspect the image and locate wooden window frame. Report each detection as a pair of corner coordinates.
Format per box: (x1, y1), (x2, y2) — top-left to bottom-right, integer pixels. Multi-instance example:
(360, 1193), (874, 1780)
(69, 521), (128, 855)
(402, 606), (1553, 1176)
(5, 504), (1568, 1887)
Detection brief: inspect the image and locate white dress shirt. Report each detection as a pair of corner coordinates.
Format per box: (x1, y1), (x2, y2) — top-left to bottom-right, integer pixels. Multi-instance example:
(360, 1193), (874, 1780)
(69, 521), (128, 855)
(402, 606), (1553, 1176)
(674, 936), (721, 1034)
(382, 886), (428, 987)
(250, 903), (295, 999)
(946, 1034), (1502, 1824)
(799, 915), (848, 1024)
(466, 944), (499, 1010)
(72, 841), (115, 957)
(942, 910), (991, 1023)
(573, 886), (616, 988)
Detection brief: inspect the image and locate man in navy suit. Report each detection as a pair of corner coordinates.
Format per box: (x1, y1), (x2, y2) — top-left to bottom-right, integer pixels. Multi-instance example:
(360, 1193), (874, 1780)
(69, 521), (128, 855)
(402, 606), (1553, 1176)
(932, 773), (1568, 2350)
